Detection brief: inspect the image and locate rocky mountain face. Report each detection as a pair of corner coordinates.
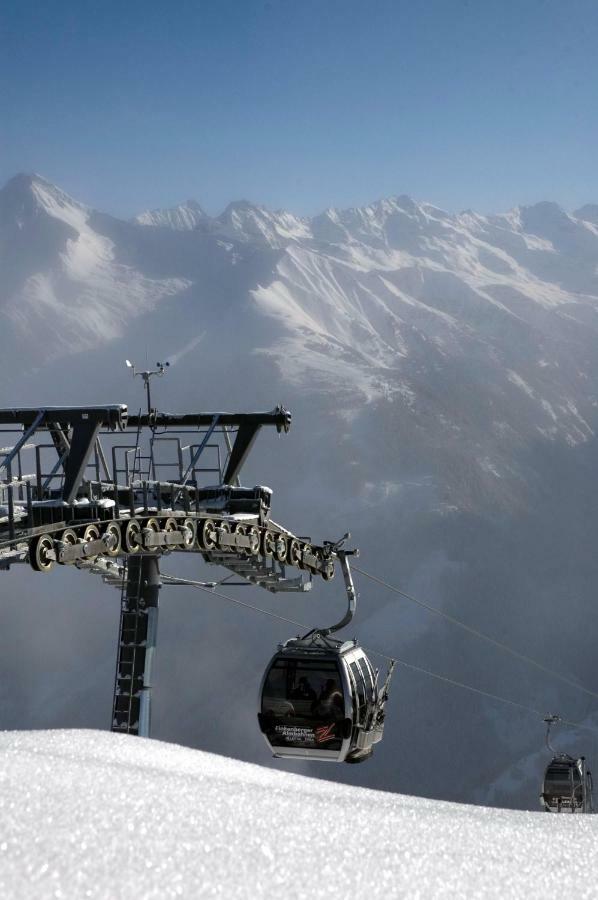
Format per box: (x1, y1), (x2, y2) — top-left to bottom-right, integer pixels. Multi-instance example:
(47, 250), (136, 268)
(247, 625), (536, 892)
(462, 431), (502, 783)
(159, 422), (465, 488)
(133, 198), (208, 230)
(2, 172), (598, 808)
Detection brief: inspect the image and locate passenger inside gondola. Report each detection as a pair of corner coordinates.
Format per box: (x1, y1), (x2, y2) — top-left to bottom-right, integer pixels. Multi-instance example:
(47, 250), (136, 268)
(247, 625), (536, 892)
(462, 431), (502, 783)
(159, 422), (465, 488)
(312, 679), (344, 720)
(290, 676), (316, 702)
(261, 659), (345, 750)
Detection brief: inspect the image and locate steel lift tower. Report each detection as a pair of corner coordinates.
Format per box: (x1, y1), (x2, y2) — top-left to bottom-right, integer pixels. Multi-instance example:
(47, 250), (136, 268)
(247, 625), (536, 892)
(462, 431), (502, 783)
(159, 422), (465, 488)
(0, 396), (341, 738)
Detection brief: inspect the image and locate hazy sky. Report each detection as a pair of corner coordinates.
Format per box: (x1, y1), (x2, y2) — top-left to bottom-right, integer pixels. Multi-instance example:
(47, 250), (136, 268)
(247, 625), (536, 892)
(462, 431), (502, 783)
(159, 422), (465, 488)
(1, 0), (597, 217)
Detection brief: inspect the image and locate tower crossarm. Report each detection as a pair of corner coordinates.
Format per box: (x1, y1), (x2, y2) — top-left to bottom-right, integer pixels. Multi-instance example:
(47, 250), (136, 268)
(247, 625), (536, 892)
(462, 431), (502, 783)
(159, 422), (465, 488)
(0, 405), (128, 430)
(0, 401), (337, 588)
(127, 406), (291, 432)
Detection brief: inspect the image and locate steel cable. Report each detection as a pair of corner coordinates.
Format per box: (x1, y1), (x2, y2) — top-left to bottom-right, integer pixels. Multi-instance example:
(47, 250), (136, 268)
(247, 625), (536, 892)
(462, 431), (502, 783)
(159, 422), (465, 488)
(160, 571), (596, 733)
(353, 565), (598, 704)
(161, 573), (306, 629)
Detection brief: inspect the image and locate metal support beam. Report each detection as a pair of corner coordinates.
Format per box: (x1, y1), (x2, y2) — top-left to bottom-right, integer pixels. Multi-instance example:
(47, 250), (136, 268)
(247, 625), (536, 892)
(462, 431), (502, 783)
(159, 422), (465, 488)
(0, 405), (127, 430)
(223, 426), (241, 487)
(111, 556), (161, 738)
(138, 557), (160, 738)
(223, 423), (260, 485)
(94, 438), (111, 482)
(127, 406), (291, 433)
(62, 420), (102, 504)
(0, 410), (44, 472)
(48, 423), (71, 459)
(180, 414), (219, 487)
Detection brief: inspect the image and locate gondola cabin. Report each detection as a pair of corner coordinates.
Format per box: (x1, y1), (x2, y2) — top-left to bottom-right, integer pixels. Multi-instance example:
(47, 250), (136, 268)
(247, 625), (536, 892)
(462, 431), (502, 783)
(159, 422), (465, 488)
(541, 755), (593, 813)
(258, 633), (393, 764)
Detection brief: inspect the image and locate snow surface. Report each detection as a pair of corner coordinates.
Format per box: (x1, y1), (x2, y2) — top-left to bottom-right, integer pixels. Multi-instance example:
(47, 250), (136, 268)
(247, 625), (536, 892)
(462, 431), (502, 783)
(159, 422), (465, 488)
(1, 730), (597, 900)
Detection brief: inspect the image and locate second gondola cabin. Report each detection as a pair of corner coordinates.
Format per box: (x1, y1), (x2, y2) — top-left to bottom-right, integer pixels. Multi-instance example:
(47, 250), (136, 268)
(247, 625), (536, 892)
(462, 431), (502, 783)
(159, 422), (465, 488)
(258, 632), (392, 764)
(541, 755), (593, 813)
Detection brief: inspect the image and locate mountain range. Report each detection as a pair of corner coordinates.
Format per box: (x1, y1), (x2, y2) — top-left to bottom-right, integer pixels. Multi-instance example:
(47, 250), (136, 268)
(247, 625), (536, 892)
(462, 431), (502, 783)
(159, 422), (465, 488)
(4, 173), (598, 508)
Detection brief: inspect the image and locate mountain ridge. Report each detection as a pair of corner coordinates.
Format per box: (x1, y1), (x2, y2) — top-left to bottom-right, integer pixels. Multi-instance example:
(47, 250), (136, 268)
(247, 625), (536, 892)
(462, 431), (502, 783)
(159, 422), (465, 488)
(5, 171), (597, 232)
(3, 171), (598, 499)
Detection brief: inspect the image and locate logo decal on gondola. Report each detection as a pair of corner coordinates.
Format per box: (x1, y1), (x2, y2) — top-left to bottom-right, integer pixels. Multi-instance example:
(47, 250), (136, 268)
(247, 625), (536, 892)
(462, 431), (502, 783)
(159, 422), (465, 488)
(314, 723), (336, 744)
(275, 725), (313, 740)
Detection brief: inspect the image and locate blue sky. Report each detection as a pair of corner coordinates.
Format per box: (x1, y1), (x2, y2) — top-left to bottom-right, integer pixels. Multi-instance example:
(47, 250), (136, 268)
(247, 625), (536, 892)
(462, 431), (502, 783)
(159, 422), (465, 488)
(1, 0), (597, 217)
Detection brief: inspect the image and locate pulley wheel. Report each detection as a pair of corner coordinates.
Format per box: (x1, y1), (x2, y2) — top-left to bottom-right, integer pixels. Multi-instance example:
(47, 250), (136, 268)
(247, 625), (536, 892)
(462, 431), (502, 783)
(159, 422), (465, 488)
(262, 529), (275, 558)
(83, 524), (101, 561)
(288, 538), (302, 567)
(298, 542), (313, 570)
(125, 519), (142, 554)
(58, 528), (79, 565)
(247, 525), (260, 556)
(216, 521), (231, 549)
(198, 518), (217, 551)
(30, 533), (55, 573)
(143, 517), (160, 550)
(182, 517), (196, 548)
(233, 523), (247, 554)
(102, 521), (122, 558)
(273, 534), (287, 563)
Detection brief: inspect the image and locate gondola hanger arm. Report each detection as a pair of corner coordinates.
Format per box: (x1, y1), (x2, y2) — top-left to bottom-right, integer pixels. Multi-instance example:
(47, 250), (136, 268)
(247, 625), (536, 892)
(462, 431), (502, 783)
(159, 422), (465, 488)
(544, 713), (561, 754)
(319, 543), (358, 637)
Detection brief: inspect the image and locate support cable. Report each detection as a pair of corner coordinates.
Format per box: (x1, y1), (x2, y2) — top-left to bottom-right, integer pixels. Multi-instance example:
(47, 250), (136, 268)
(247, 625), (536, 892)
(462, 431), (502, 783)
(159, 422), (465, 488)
(159, 571), (596, 734)
(161, 573), (306, 629)
(352, 565), (598, 703)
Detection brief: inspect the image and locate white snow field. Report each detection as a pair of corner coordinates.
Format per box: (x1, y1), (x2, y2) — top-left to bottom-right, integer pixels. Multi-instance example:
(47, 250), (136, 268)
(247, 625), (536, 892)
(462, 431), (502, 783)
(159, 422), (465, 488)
(0, 731), (597, 900)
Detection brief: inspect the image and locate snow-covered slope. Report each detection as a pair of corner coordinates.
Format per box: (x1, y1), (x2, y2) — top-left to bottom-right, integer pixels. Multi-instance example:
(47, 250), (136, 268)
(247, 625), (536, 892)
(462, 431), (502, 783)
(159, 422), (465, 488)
(1, 730), (596, 900)
(0, 175), (189, 357)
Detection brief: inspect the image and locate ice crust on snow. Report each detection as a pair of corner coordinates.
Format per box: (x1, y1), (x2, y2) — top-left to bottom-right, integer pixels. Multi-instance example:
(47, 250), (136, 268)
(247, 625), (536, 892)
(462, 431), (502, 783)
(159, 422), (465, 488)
(1, 730), (597, 900)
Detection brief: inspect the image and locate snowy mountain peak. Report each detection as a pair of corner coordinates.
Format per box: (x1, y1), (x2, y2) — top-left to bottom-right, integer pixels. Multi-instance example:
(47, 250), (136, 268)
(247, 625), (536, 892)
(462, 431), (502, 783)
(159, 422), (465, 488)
(217, 200), (309, 247)
(0, 173), (88, 230)
(222, 199), (259, 214)
(392, 193), (420, 212)
(134, 198), (207, 230)
(310, 194), (436, 246)
(2, 172), (58, 197)
(520, 200), (569, 221)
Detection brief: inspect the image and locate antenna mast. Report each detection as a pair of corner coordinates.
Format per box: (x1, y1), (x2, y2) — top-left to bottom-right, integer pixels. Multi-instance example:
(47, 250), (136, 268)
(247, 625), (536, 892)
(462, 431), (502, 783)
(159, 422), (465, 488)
(125, 359), (170, 416)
